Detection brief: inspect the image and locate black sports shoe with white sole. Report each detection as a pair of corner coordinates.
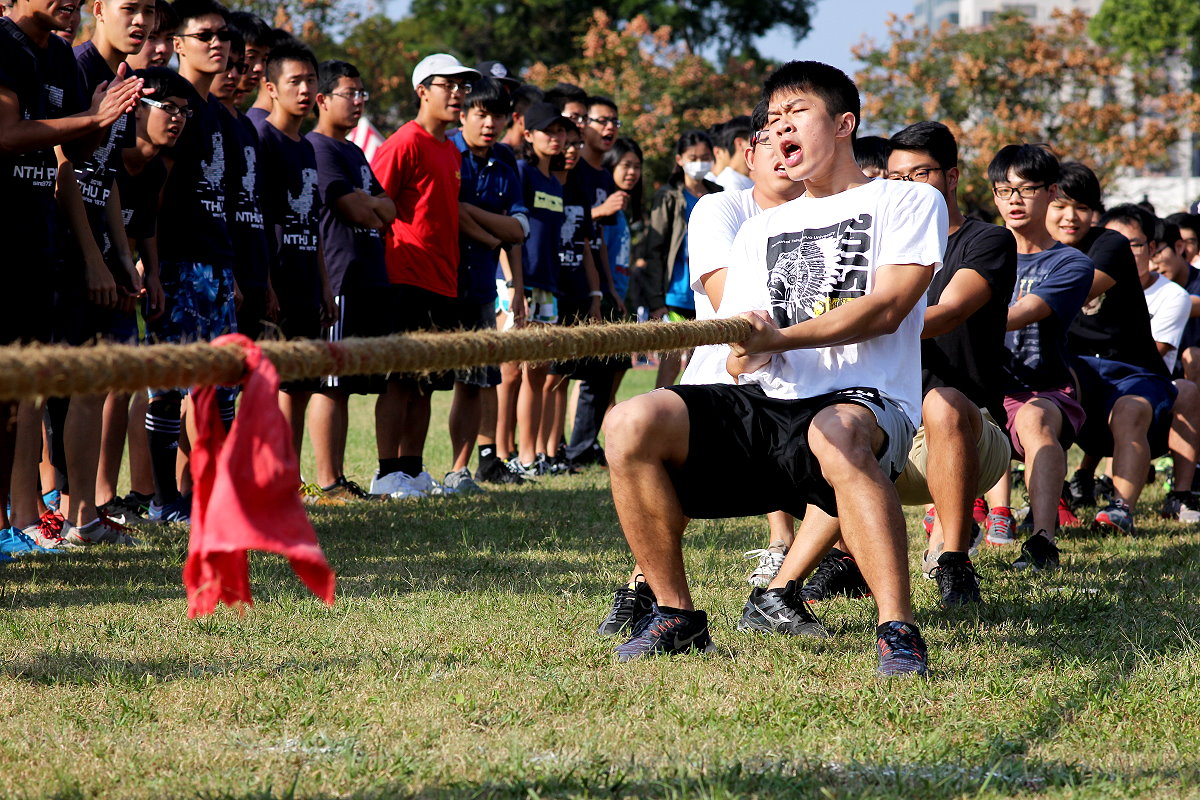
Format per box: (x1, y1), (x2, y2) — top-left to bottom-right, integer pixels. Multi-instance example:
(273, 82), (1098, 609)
(928, 550), (981, 606)
(737, 580), (830, 638)
(800, 548), (871, 603)
(597, 578), (656, 636)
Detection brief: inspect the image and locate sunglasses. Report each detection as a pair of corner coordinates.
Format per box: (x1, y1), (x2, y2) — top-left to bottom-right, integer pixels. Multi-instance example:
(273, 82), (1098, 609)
(177, 29), (233, 43)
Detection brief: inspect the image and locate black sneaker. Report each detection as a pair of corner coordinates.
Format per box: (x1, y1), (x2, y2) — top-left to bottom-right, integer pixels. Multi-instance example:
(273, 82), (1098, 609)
(1094, 474), (1116, 506)
(614, 605), (715, 662)
(476, 457), (526, 485)
(597, 578), (656, 636)
(876, 621), (929, 677)
(1012, 531), (1060, 570)
(1066, 469), (1095, 509)
(569, 443), (607, 470)
(928, 551), (981, 607)
(800, 548), (871, 603)
(736, 580), (830, 638)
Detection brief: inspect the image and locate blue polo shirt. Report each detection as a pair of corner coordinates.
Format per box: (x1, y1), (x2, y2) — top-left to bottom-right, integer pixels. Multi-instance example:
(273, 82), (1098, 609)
(450, 130), (528, 302)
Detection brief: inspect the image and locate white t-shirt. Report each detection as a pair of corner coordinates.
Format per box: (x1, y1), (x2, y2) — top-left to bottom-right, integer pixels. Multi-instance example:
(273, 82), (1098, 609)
(1143, 272), (1191, 371)
(680, 188), (763, 385)
(720, 179), (949, 426)
(712, 166), (754, 192)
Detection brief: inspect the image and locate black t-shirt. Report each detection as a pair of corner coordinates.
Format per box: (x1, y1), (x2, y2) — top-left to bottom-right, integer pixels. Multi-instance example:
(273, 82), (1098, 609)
(0, 19), (86, 266)
(159, 87), (233, 267)
(115, 154), (167, 242)
(1067, 226), (1165, 375)
(221, 107), (272, 289)
(921, 217), (1018, 424)
(574, 157), (617, 294)
(556, 169), (595, 301)
(1179, 266), (1200, 353)
(72, 41), (134, 265)
(307, 130), (389, 296)
(254, 117), (323, 308)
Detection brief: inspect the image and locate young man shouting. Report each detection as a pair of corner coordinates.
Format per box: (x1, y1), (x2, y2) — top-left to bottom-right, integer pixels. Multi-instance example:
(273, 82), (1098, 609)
(602, 62), (947, 676)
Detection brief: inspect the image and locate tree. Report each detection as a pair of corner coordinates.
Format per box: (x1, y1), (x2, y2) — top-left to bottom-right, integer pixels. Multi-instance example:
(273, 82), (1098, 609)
(854, 10), (1200, 213)
(1090, 0), (1200, 69)
(406, 0), (813, 69)
(524, 11), (769, 188)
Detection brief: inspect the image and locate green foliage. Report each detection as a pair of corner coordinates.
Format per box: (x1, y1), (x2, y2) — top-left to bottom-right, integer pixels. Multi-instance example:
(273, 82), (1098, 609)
(406, 0), (814, 69)
(1090, 0), (1200, 68)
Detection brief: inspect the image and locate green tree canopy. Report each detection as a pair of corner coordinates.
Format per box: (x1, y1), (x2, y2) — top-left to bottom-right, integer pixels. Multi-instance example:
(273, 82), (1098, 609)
(1090, 0), (1200, 68)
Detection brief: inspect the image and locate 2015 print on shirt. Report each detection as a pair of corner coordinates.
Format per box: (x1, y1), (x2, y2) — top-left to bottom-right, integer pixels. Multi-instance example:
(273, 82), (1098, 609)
(767, 214), (872, 327)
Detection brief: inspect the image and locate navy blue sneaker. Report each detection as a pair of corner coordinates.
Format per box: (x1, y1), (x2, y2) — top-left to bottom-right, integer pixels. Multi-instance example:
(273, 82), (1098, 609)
(614, 605), (715, 662)
(876, 621), (929, 677)
(597, 578), (656, 637)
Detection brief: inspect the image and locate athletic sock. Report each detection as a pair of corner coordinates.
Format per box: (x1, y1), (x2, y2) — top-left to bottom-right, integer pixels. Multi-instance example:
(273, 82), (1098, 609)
(478, 444), (498, 467)
(656, 605), (696, 618)
(378, 458), (404, 477)
(146, 396), (182, 505)
(396, 456), (422, 478)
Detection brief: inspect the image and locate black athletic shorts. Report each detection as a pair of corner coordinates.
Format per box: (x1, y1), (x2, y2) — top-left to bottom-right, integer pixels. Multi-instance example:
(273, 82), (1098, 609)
(389, 283), (457, 391)
(665, 383), (915, 519)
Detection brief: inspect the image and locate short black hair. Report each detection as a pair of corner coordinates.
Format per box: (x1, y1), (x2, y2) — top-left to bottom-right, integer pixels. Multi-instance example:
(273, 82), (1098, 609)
(511, 84), (543, 117)
(317, 59), (359, 98)
(717, 115), (752, 153)
(266, 40), (317, 85)
(464, 76), (511, 116)
(1160, 221), (1181, 249)
(544, 82), (587, 112)
(171, 0), (227, 27)
(226, 10), (270, 47)
(225, 27), (243, 59)
(1100, 203), (1158, 243)
(762, 60), (860, 141)
(987, 143), (1060, 186)
(852, 135), (889, 174)
(150, 0), (179, 35)
(1056, 161), (1104, 212)
(1166, 212), (1200, 234)
(135, 66), (192, 103)
(268, 27), (297, 49)
(889, 121), (957, 171)
(750, 98), (768, 135)
(587, 95), (617, 115)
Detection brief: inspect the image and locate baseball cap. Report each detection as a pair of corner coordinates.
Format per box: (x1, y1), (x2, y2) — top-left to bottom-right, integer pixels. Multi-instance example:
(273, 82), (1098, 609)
(476, 60), (520, 90)
(411, 53), (480, 91)
(522, 101), (575, 133)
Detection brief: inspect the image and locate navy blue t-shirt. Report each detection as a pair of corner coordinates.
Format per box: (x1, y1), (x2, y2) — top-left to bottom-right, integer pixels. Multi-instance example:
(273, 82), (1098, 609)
(1002, 242), (1094, 392)
(517, 160), (564, 294)
(450, 130), (527, 302)
(254, 117), (323, 308)
(115, 154), (167, 242)
(557, 168), (595, 301)
(0, 18), (86, 265)
(220, 108), (272, 290)
(492, 141), (519, 173)
(574, 158), (617, 294)
(159, 87), (233, 268)
(307, 130), (390, 296)
(1180, 266), (1200, 354)
(72, 41), (135, 267)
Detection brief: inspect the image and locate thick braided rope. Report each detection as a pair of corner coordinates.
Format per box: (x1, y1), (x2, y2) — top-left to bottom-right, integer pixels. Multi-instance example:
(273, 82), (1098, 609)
(0, 318), (754, 400)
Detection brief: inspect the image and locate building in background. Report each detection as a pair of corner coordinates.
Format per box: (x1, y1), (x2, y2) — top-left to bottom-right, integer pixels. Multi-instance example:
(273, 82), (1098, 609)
(914, 0), (1101, 29)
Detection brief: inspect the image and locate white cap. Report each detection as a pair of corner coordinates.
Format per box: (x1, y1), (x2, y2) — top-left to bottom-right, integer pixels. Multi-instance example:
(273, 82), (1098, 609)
(411, 53), (481, 90)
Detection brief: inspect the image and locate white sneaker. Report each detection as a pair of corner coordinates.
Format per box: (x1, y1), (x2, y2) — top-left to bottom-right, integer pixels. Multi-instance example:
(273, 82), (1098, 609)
(63, 518), (141, 546)
(370, 470), (419, 497)
(744, 543), (788, 587)
(406, 470), (445, 497)
(442, 468), (485, 495)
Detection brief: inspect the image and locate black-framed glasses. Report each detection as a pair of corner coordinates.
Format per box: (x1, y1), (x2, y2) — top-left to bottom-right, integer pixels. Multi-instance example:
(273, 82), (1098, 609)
(565, 112), (587, 126)
(993, 184), (1046, 200)
(331, 89), (370, 102)
(228, 61), (248, 74)
(1126, 239), (1148, 251)
(562, 140), (583, 150)
(177, 29), (232, 43)
(751, 129), (771, 148)
(587, 116), (621, 129)
(887, 167), (943, 183)
(141, 96), (193, 118)
(429, 80), (470, 94)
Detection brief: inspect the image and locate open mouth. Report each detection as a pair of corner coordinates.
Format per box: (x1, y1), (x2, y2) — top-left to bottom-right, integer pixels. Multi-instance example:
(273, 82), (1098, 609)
(601, 133), (614, 144)
(129, 29), (145, 43)
(780, 141), (802, 167)
(56, 3), (76, 18)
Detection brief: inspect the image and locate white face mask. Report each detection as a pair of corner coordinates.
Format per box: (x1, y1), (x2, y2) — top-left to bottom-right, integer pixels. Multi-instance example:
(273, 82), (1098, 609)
(682, 160), (713, 180)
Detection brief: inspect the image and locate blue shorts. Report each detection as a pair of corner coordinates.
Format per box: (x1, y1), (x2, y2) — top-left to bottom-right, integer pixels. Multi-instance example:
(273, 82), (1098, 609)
(146, 261), (238, 345)
(1073, 356), (1178, 457)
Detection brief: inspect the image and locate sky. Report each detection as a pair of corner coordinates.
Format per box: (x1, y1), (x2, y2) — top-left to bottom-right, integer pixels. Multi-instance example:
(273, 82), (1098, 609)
(381, 0), (910, 77)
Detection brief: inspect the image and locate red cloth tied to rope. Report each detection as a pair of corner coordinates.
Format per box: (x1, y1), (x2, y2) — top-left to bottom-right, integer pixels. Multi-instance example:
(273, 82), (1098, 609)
(183, 333), (336, 617)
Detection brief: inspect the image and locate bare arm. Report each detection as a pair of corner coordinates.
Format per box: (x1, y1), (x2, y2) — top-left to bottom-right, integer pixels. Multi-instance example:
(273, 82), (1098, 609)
(1006, 293), (1054, 331)
(700, 268), (727, 312)
(105, 181), (142, 296)
(331, 189), (391, 229)
(55, 149), (117, 308)
(462, 202), (524, 243)
(1086, 270), (1115, 302)
(458, 203), (501, 249)
(921, 268), (992, 339)
(0, 74), (143, 156)
(582, 242), (602, 322)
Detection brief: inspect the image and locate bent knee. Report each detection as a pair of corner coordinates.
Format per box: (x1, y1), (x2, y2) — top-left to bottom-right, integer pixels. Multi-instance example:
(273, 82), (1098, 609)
(810, 405), (882, 472)
(604, 390), (689, 461)
(1109, 394), (1153, 430)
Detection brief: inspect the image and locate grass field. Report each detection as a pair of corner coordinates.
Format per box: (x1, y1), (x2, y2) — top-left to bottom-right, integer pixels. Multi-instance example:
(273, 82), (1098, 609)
(2, 368), (1200, 799)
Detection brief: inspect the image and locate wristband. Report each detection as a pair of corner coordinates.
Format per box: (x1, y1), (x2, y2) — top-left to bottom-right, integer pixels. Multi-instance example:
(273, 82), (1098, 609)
(505, 280), (514, 289)
(589, 290), (603, 298)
